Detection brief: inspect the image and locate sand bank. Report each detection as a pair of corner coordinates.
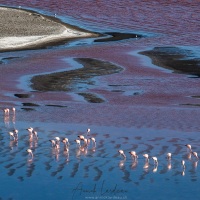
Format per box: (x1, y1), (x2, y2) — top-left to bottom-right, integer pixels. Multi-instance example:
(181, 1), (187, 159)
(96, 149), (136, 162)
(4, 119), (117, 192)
(140, 47), (200, 77)
(0, 6), (98, 51)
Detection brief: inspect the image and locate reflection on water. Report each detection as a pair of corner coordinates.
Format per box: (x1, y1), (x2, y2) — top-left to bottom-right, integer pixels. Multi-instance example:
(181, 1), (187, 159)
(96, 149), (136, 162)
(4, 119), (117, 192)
(1, 109), (200, 199)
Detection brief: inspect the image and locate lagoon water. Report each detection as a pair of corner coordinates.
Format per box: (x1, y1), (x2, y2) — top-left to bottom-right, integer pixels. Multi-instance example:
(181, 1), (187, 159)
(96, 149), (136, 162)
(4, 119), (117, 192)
(0, 1), (200, 200)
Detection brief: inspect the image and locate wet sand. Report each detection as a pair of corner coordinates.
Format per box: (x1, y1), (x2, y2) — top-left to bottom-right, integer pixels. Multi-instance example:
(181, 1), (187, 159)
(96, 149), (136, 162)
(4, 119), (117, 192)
(30, 58), (123, 92)
(1, 43), (200, 131)
(140, 47), (200, 77)
(0, 6), (98, 52)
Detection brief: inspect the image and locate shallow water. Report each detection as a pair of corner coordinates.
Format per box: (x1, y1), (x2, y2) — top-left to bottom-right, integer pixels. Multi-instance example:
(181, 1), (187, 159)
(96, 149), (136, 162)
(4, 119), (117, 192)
(1, 116), (200, 200)
(0, 1), (200, 200)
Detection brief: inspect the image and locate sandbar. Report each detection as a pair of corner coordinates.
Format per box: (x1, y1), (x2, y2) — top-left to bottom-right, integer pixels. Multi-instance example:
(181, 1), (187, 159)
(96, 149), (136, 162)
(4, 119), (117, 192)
(0, 6), (98, 51)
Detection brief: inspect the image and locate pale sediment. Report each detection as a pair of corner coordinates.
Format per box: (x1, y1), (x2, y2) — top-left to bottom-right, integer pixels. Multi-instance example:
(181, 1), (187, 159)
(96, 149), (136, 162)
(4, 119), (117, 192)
(0, 6), (98, 51)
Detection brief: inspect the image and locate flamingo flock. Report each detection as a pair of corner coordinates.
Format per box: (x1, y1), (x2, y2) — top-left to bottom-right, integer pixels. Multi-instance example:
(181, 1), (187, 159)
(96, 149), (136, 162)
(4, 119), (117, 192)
(3, 107), (97, 162)
(2, 107), (199, 176)
(118, 144), (199, 175)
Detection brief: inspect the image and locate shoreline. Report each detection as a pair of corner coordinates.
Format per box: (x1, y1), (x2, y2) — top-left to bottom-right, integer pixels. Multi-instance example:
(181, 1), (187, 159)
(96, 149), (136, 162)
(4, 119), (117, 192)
(0, 6), (99, 52)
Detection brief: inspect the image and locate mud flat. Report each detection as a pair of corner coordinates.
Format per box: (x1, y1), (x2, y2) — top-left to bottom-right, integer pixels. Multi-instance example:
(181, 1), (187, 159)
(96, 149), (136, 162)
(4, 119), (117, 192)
(140, 47), (200, 77)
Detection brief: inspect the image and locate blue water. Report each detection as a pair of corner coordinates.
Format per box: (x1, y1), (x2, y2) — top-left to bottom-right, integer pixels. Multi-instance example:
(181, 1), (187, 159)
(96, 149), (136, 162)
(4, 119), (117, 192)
(1, 1), (200, 200)
(0, 117), (200, 200)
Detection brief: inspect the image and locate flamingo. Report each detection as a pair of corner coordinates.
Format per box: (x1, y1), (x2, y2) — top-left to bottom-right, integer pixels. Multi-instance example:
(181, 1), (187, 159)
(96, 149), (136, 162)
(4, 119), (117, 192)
(75, 139), (81, 147)
(181, 160), (186, 169)
(90, 137), (96, 147)
(12, 107), (16, 115)
(152, 157), (158, 165)
(54, 137), (60, 145)
(118, 150), (126, 159)
(13, 129), (18, 140)
(143, 154), (149, 162)
(27, 149), (33, 158)
(185, 144), (192, 152)
(3, 108), (9, 115)
(8, 132), (15, 140)
(27, 127), (33, 133)
(49, 140), (56, 147)
(87, 128), (91, 135)
(62, 138), (70, 146)
(78, 135), (85, 141)
(166, 153), (172, 160)
(129, 151), (138, 160)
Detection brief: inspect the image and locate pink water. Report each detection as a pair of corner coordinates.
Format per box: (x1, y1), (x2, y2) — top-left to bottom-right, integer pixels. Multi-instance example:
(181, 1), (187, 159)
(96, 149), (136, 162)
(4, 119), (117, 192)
(1, 0), (200, 45)
(0, 1), (200, 200)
